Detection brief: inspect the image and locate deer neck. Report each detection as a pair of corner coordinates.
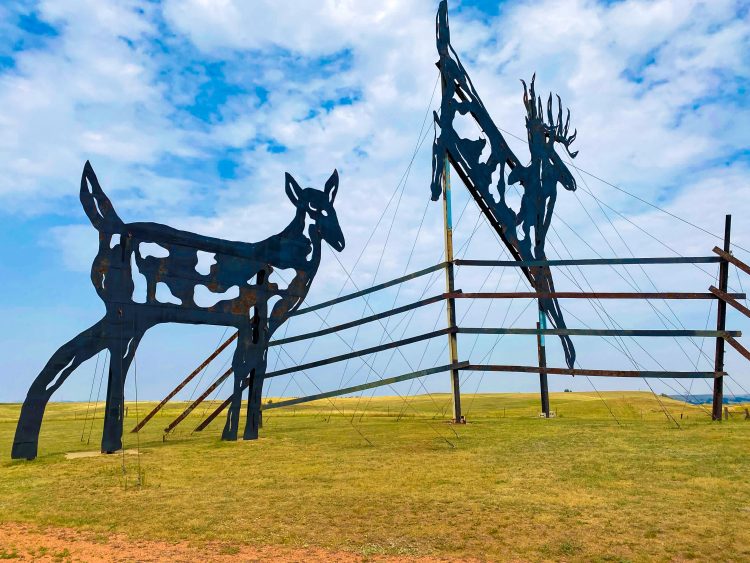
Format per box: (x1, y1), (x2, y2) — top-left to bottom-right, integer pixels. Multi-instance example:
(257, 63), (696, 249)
(272, 207), (322, 272)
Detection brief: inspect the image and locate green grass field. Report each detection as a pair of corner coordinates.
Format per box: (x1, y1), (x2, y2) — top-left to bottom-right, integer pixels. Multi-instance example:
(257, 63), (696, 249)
(1, 392), (748, 561)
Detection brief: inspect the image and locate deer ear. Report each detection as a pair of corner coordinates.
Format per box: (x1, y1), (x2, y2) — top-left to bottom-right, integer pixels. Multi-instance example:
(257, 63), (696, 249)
(325, 169), (339, 203)
(285, 172), (303, 206)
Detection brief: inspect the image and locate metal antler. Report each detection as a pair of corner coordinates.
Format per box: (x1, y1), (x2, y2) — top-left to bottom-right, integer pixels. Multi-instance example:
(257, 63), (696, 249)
(522, 75), (578, 159)
(546, 93), (578, 158)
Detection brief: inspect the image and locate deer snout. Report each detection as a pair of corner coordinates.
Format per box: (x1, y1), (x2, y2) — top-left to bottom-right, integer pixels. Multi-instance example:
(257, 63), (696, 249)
(317, 211), (345, 252)
(329, 228), (345, 252)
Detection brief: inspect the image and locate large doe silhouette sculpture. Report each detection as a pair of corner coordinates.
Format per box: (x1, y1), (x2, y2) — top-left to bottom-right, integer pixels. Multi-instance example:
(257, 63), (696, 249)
(12, 162), (344, 460)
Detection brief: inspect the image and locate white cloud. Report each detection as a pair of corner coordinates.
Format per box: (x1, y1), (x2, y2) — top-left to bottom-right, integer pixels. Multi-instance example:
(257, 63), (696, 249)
(1, 0), (749, 401)
(163, 0), (428, 55)
(0, 0), (194, 209)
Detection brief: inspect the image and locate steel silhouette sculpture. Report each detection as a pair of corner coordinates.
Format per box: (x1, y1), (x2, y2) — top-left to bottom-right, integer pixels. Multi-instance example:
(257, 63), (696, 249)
(431, 0), (577, 368)
(11, 162), (344, 459)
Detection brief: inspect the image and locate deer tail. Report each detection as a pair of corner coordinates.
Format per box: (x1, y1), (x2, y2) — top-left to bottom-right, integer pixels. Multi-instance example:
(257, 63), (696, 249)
(80, 161), (123, 231)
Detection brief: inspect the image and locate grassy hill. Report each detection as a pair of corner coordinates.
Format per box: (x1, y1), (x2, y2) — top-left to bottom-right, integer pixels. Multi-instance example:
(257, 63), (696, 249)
(1, 392), (748, 561)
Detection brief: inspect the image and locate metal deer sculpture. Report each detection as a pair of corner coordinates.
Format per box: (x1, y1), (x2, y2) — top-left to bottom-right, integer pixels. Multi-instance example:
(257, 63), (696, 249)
(12, 162), (344, 460)
(431, 0), (577, 368)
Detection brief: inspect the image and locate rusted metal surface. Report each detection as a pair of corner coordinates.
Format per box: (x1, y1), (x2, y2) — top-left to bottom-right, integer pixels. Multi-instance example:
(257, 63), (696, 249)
(713, 216), (731, 421)
(464, 364), (724, 378)
(194, 396), (234, 432)
(713, 246), (750, 276)
(12, 163), (344, 460)
(131, 332), (239, 433)
(710, 286), (750, 318)
(164, 368), (233, 434)
(447, 291), (746, 300)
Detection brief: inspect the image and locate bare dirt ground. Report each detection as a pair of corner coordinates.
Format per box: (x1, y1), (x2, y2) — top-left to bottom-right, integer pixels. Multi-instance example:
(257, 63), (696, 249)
(0, 523), (465, 562)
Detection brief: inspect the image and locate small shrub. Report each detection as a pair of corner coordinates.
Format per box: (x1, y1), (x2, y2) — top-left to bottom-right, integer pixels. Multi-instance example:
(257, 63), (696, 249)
(53, 548), (71, 562)
(559, 540), (582, 556)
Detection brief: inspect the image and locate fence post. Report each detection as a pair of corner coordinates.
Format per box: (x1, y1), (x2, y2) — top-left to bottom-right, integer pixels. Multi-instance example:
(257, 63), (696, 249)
(713, 214), (731, 421)
(537, 318), (550, 418)
(442, 154), (463, 423)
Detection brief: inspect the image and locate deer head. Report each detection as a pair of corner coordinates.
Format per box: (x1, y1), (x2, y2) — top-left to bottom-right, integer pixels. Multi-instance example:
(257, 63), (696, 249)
(521, 74), (578, 193)
(285, 170), (345, 252)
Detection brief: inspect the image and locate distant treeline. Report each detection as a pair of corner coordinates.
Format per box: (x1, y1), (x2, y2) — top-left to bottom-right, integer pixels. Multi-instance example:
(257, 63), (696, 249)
(669, 394), (750, 405)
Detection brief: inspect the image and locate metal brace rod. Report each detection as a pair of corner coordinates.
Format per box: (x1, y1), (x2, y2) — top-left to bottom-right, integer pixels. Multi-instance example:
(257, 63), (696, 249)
(455, 257), (721, 267)
(176, 328), (455, 433)
(448, 291), (746, 300)
(457, 327), (742, 338)
(724, 334), (750, 363)
(267, 328), (454, 379)
(131, 332), (238, 433)
(291, 262), (448, 316)
(164, 367), (233, 434)
(710, 286), (750, 319)
(464, 364), (725, 378)
(263, 362), (470, 411)
(272, 293), (449, 347)
(713, 246), (750, 276)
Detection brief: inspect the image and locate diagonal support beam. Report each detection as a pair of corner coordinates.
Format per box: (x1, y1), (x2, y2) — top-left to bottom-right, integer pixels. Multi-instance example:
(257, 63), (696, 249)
(713, 246), (750, 276)
(291, 263), (447, 316)
(164, 367), (233, 434)
(710, 286), (750, 319)
(267, 328), (454, 379)
(723, 334), (750, 363)
(151, 268), (451, 433)
(263, 362), (469, 411)
(131, 332), (238, 433)
(272, 294), (448, 346)
(183, 328), (455, 433)
(163, 299), (451, 434)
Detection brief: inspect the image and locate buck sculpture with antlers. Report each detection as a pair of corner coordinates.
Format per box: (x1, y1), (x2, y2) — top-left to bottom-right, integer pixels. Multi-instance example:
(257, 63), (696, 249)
(12, 163), (344, 460)
(431, 0), (578, 368)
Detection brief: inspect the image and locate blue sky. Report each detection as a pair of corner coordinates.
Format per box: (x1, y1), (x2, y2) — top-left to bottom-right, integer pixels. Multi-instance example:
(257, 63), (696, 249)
(1, 0), (749, 406)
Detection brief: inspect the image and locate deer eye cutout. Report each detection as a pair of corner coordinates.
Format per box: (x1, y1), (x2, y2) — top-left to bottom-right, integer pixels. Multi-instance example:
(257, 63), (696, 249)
(321, 209), (329, 217)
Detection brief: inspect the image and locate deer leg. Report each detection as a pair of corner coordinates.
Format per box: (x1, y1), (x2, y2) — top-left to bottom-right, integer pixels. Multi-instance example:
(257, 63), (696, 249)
(538, 272), (576, 370)
(222, 328), (252, 441)
(243, 348), (267, 441)
(12, 317), (108, 460)
(221, 374), (243, 441)
(101, 316), (143, 454)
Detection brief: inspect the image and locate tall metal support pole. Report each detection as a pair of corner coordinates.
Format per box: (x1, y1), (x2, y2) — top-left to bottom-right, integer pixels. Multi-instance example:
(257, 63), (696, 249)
(537, 316), (550, 417)
(442, 155), (463, 423)
(712, 214), (731, 421)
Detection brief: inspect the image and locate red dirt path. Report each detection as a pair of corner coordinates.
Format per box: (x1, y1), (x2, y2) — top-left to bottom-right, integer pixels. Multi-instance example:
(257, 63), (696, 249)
(0, 523), (468, 562)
